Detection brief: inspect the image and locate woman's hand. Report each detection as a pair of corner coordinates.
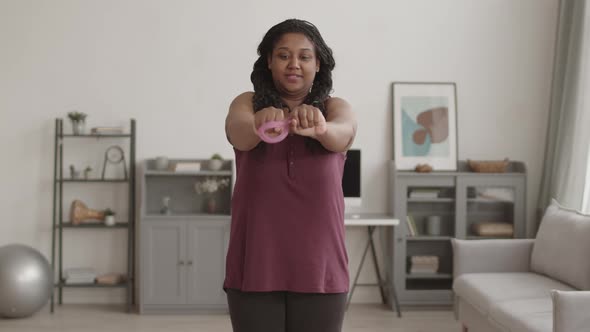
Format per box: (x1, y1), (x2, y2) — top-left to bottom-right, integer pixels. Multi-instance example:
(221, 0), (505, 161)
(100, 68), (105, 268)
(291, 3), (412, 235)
(289, 104), (327, 139)
(254, 107), (289, 137)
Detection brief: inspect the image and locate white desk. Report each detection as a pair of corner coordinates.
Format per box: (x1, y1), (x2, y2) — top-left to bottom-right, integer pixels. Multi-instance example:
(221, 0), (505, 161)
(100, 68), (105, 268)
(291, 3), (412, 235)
(344, 213), (401, 317)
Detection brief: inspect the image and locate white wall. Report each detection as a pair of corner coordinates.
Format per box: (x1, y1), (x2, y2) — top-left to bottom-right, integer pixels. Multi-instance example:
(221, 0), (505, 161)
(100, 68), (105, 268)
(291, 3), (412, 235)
(0, 0), (558, 304)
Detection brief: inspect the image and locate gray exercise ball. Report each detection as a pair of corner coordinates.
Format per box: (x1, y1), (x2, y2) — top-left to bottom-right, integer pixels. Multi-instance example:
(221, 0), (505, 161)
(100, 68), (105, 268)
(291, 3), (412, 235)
(0, 244), (53, 318)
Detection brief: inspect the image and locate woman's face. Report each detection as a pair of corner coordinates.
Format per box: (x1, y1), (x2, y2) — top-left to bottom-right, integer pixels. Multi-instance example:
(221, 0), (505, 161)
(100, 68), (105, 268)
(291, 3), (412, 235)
(268, 33), (320, 98)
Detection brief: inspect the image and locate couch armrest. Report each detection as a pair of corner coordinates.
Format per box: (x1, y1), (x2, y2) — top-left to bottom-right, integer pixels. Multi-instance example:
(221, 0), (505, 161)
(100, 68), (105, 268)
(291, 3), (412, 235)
(452, 238), (534, 278)
(552, 290), (590, 332)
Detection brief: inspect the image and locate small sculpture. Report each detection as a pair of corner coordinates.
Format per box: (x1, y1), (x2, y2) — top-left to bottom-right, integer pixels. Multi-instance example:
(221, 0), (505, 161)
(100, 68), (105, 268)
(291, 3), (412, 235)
(415, 164), (433, 173)
(69, 165), (80, 179)
(70, 200), (104, 225)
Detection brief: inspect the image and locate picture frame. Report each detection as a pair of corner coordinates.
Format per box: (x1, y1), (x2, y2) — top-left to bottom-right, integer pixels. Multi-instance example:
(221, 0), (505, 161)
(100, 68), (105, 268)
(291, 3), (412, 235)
(392, 82), (458, 171)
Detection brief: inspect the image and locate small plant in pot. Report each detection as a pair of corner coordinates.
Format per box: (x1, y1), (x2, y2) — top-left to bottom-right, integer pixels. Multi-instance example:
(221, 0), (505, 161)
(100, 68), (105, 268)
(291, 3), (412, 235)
(84, 166), (92, 180)
(67, 111), (87, 135)
(103, 208), (116, 226)
(209, 153), (224, 171)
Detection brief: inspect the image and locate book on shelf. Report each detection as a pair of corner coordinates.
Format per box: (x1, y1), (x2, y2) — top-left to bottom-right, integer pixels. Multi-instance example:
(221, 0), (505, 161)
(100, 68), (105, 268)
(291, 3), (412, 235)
(406, 215), (418, 236)
(90, 126), (124, 135)
(172, 162), (202, 172)
(64, 267), (97, 284)
(409, 255), (439, 274)
(409, 188), (440, 199)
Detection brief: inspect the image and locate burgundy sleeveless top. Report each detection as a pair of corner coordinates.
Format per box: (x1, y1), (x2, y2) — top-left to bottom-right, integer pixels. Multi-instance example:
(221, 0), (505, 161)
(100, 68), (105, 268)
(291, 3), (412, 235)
(223, 134), (349, 293)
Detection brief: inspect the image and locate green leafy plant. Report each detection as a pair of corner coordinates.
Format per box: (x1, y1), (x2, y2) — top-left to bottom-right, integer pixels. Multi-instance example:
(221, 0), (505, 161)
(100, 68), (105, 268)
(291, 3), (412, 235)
(67, 111), (87, 122)
(211, 153), (223, 160)
(103, 208), (116, 216)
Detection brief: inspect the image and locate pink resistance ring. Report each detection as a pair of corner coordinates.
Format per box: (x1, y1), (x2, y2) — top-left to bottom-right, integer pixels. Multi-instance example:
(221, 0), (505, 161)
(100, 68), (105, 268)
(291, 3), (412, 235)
(257, 118), (292, 143)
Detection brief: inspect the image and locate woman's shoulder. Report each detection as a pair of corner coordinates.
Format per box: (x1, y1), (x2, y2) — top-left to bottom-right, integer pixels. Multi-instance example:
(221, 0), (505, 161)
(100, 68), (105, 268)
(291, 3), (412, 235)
(230, 91), (254, 109)
(324, 96), (352, 112)
(232, 91), (254, 102)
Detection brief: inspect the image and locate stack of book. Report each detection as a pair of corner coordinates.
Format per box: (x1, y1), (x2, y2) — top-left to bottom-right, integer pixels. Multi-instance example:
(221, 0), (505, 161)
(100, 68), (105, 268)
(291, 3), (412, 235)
(90, 126), (124, 135)
(409, 255), (439, 274)
(409, 188), (440, 199)
(172, 162), (202, 172)
(64, 267), (97, 284)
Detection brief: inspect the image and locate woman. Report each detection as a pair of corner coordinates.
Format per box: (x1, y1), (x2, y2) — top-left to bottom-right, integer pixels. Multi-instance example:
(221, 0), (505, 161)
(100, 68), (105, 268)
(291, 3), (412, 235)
(224, 18), (357, 332)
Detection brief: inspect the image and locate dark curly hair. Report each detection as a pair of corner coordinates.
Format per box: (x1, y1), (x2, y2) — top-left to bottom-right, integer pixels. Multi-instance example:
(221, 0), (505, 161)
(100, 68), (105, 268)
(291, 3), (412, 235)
(251, 19), (335, 115)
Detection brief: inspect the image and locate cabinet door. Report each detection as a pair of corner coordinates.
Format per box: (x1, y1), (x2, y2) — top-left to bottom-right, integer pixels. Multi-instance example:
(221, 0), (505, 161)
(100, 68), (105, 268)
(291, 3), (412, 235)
(142, 221), (186, 305)
(456, 175), (526, 239)
(186, 219), (230, 306)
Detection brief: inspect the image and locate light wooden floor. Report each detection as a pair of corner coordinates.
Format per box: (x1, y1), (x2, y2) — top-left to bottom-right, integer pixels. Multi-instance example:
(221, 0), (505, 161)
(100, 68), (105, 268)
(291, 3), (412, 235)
(0, 304), (461, 332)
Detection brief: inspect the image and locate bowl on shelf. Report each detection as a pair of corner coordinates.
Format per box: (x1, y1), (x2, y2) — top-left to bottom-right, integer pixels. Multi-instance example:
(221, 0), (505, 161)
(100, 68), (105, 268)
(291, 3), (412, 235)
(467, 158), (509, 173)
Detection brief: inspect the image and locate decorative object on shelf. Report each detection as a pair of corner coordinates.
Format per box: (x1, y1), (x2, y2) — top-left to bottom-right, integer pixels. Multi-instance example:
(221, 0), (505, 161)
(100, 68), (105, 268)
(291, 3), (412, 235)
(471, 222), (514, 237)
(160, 196), (171, 215)
(69, 165), (81, 179)
(415, 164), (433, 173)
(208, 153), (224, 171)
(476, 187), (515, 202)
(96, 272), (126, 285)
(90, 126), (124, 135)
(194, 177), (230, 214)
(70, 200), (105, 225)
(103, 208), (116, 226)
(194, 178), (230, 195)
(172, 161), (201, 172)
(67, 111), (87, 135)
(392, 82), (458, 171)
(63, 267), (97, 284)
(426, 215), (442, 236)
(0, 244), (53, 318)
(154, 156), (169, 171)
(84, 166), (92, 180)
(101, 145), (128, 180)
(467, 158), (509, 173)
(409, 255), (439, 274)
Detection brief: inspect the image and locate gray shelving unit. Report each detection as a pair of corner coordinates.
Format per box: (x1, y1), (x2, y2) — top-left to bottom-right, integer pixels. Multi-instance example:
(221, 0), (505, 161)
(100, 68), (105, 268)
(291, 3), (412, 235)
(51, 118), (136, 313)
(389, 160), (526, 306)
(138, 159), (233, 314)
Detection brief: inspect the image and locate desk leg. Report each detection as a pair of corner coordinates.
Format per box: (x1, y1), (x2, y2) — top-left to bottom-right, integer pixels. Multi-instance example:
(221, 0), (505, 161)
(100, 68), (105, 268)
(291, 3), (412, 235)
(346, 229), (372, 310)
(369, 226), (402, 317)
(368, 226), (386, 304)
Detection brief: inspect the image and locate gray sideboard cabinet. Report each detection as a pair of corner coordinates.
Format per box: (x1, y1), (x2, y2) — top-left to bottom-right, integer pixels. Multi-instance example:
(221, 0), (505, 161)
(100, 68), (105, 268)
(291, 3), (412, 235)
(138, 159), (233, 314)
(389, 160), (526, 306)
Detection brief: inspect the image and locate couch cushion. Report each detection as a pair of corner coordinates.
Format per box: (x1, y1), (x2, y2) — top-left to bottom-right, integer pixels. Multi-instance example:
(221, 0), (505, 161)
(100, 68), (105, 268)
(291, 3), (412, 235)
(551, 290), (590, 331)
(531, 199), (590, 290)
(488, 297), (552, 332)
(453, 272), (575, 316)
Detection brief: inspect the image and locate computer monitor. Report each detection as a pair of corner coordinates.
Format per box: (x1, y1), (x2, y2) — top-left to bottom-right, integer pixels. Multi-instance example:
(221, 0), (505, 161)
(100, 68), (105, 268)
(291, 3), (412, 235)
(342, 149), (361, 212)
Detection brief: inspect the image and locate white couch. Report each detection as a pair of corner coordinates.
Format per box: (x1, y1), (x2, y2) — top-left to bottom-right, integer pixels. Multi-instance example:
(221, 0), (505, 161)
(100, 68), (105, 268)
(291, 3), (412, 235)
(452, 200), (590, 332)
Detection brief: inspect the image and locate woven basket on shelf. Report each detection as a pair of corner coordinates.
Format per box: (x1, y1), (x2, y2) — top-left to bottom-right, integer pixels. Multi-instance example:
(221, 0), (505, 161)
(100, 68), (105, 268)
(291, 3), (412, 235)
(467, 158), (509, 173)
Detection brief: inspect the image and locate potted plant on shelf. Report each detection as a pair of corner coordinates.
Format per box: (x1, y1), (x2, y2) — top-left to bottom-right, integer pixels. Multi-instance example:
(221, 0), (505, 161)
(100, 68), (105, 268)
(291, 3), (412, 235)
(84, 166), (92, 180)
(103, 208), (116, 226)
(208, 153), (224, 171)
(67, 111), (87, 135)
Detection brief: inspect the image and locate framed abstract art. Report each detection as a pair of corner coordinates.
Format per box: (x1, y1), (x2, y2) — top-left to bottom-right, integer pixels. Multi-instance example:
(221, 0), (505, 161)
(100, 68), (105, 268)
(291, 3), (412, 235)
(392, 82), (458, 171)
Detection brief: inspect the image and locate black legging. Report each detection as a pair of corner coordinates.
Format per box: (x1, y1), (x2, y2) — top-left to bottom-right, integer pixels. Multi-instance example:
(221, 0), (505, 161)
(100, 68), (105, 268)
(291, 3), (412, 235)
(225, 288), (348, 332)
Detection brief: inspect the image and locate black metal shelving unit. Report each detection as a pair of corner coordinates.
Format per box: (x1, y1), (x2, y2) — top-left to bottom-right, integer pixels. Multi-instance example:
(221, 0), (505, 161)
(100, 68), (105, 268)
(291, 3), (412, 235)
(51, 118), (136, 313)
